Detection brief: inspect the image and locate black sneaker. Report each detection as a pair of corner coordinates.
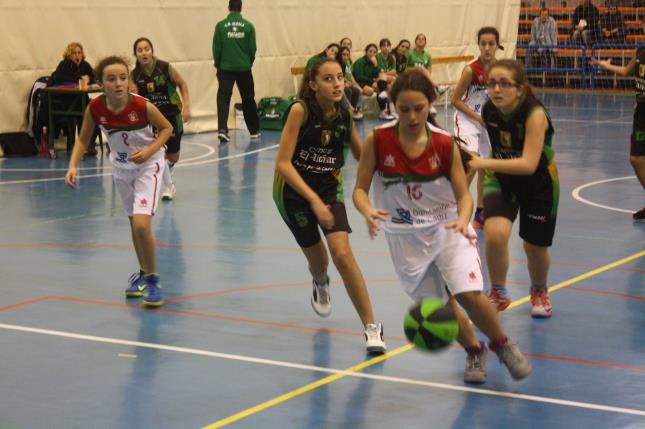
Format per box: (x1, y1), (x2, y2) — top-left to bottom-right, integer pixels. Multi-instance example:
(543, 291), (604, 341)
(218, 130), (230, 143)
(633, 207), (645, 223)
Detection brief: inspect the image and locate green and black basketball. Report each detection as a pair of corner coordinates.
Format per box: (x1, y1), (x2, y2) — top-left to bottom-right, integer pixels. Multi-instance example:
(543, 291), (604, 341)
(403, 297), (459, 352)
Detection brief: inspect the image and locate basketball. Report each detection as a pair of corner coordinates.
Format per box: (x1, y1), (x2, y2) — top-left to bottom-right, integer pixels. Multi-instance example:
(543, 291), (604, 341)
(403, 297), (459, 351)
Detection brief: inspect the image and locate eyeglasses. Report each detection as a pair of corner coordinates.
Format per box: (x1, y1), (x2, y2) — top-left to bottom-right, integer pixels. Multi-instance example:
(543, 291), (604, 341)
(486, 79), (518, 89)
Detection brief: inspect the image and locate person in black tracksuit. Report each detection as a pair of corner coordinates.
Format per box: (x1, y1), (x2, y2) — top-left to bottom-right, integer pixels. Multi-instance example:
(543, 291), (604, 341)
(51, 42), (98, 155)
(212, 0), (260, 143)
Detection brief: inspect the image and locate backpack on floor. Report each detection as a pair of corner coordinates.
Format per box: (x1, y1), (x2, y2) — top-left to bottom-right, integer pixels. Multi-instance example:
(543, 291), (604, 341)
(0, 132), (39, 157)
(257, 96), (295, 130)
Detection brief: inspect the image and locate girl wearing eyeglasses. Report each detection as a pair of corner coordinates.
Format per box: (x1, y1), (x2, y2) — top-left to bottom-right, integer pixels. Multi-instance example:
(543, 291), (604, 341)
(451, 27), (503, 230)
(468, 59), (559, 320)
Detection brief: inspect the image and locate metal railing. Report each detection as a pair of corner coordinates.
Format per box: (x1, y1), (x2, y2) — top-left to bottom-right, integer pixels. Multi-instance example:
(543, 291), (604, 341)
(517, 42), (644, 89)
(517, 43), (588, 87)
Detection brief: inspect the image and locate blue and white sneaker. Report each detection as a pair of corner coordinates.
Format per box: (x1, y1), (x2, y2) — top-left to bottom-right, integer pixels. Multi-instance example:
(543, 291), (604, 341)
(125, 271), (146, 298)
(142, 274), (164, 307)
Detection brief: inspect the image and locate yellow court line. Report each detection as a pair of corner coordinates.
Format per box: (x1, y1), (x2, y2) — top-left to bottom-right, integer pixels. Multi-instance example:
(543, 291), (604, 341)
(204, 249), (645, 428)
(202, 344), (414, 429)
(507, 249), (645, 309)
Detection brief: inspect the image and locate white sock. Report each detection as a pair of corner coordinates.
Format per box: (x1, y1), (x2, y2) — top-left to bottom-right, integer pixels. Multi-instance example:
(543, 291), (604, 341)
(312, 272), (329, 286)
(163, 161), (173, 187)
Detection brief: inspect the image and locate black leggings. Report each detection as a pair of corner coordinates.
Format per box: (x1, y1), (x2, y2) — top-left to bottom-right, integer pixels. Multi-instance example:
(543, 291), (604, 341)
(376, 79), (388, 110)
(344, 87), (360, 109)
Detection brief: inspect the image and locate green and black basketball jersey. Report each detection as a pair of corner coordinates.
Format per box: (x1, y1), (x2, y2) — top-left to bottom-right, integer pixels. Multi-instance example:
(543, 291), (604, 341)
(394, 52), (408, 73)
(376, 52), (396, 73)
(131, 59), (182, 118)
(274, 98), (352, 204)
(481, 95), (556, 190)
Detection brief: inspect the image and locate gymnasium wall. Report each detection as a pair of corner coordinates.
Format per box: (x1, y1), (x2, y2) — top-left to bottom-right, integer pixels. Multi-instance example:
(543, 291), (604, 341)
(0, 0), (519, 134)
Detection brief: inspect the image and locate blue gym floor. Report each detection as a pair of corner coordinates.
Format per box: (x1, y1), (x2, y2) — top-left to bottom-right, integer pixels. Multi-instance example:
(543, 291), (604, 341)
(1, 92), (644, 429)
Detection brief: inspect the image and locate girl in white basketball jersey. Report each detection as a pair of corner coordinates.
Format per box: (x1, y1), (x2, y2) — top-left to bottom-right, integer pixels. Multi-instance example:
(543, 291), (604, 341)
(353, 70), (531, 384)
(65, 56), (172, 307)
(451, 27), (502, 228)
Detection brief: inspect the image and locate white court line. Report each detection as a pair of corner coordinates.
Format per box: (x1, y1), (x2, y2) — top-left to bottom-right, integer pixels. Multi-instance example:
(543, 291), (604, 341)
(572, 176), (637, 214)
(0, 143), (278, 186)
(0, 142), (215, 172)
(1, 322), (644, 417)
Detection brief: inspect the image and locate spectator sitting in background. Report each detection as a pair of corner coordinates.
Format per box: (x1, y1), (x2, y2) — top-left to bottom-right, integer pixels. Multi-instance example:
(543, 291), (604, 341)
(571, 0), (601, 46)
(392, 39), (411, 74)
(526, 7), (558, 68)
(600, 2), (626, 43)
(51, 42), (94, 86)
(305, 43), (340, 71)
(51, 42), (98, 156)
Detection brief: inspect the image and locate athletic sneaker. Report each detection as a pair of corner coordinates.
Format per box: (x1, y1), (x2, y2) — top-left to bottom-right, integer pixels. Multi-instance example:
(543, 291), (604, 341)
(378, 110), (395, 120)
(464, 347), (487, 384)
(161, 183), (176, 201)
(364, 323), (387, 354)
(249, 132), (262, 140)
(430, 105), (438, 115)
(378, 90), (388, 99)
(353, 110), (364, 120)
(218, 130), (230, 143)
(473, 211), (485, 229)
(486, 287), (511, 312)
(142, 274), (164, 307)
(311, 277), (331, 317)
(530, 288), (553, 318)
(633, 207), (645, 223)
(125, 271), (146, 298)
(490, 341), (532, 380)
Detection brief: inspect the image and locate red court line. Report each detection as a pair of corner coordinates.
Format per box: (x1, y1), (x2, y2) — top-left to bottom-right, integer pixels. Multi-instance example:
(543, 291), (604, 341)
(166, 278), (400, 303)
(5, 240), (644, 272)
(50, 296), (408, 342)
(166, 281), (311, 303)
(4, 294), (645, 373)
(568, 286), (645, 301)
(508, 257), (645, 273)
(506, 281), (531, 286)
(526, 352), (645, 373)
(0, 296), (56, 312)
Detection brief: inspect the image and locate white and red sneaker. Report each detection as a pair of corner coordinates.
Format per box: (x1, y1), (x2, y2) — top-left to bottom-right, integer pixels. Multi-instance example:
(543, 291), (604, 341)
(486, 288), (511, 312)
(530, 288), (553, 318)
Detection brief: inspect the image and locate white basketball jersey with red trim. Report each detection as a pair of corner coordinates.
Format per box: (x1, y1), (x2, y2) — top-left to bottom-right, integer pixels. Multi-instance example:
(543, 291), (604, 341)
(372, 122), (459, 233)
(454, 58), (488, 137)
(89, 94), (164, 170)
